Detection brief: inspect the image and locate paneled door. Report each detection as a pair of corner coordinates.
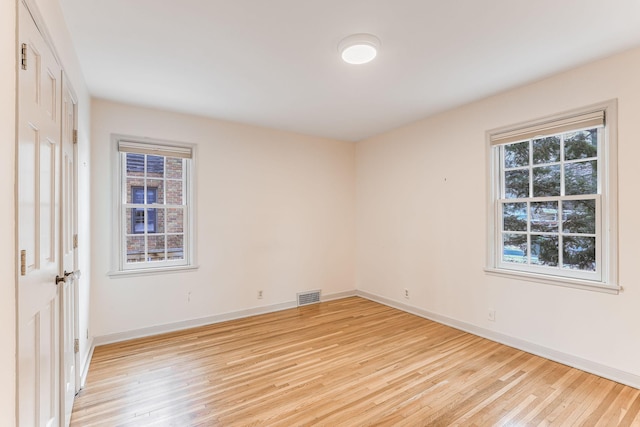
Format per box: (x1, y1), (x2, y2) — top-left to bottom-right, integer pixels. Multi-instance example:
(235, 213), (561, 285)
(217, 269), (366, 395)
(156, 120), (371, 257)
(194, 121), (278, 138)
(17, 1), (62, 425)
(60, 74), (79, 427)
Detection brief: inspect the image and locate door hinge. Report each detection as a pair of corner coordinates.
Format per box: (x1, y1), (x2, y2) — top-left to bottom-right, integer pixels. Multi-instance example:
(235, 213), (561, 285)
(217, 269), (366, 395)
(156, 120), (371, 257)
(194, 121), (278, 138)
(21, 43), (27, 70)
(73, 130), (78, 144)
(73, 234), (78, 249)
(20, 250), (26, 276)
(74, 339), (79, 354)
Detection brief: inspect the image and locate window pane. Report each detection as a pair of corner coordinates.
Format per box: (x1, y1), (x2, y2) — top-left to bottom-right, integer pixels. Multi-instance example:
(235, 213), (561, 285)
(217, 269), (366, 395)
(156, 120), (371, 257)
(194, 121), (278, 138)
(504, 141), (529, 168)
(147, 181), (164, 204)
(565, 161), (597, 195)
(504, 170), (529, 199)
(503, 234), (527, 264)
(132, 186), (145, 203)
(531, 235), (558, 266)
(533, 165), (560, 197)
(126, 208), (133, 233)
(564, 129), (597, 161)
(127, 208), (145, 234)
(127, 182), (144, 204)
(503, 203), (527, 232)
(148, 235), (166, 262)
(562, 200), (596, 234)
(126, 235), (145, 263)
(154, 208), (165, 233)
(127, 207), (159, 234)
(533, 136), (560, 165)
(146, 208), (157, 233)
(166, 180), (183, 205)
(563, 236), (596, 271)
(167, 235), (184, 260)
(146, 188), (157, 204)
(146, 155), (164, 177)
(126, 153), (145, 176)
(167, 208), (184, 233)
(166, 158), (183, 179)
(530, 201), (558, 233)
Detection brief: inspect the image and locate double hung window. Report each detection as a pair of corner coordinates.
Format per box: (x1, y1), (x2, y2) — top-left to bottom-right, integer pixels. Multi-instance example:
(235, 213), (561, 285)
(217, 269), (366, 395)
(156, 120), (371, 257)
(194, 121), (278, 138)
(487, 102), (618, 292)
(114, 136), (196, 273)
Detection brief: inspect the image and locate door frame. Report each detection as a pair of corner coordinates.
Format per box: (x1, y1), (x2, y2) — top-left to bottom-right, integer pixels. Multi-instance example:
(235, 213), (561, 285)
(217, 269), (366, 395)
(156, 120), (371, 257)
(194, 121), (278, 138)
(60, 71), (80, 426)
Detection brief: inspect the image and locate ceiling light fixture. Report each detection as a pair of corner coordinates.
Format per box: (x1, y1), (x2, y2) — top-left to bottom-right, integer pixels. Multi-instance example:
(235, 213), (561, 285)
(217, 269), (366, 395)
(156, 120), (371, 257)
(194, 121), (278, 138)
(338, 33), (380, 65)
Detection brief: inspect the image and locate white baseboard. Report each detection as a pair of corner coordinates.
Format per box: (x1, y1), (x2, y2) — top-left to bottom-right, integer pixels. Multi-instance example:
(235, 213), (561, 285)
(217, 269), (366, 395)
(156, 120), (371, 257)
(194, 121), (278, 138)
(92, 290), (357, 347)
(322, 289), (357, 301)
(93, 301), (296, 346)
(357, 290), (640, 390)
(80, 337), (94, 389)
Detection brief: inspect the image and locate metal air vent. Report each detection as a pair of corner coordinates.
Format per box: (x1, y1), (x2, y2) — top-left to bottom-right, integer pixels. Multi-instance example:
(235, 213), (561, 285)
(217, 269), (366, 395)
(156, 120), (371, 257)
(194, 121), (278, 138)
(297, 290), (321, 306)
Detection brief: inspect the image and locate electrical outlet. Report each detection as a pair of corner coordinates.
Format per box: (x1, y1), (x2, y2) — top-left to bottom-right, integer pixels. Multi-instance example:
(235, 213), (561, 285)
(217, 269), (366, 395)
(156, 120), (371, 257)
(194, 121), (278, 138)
(488, 309), (496, 322)
(257, 290), (263, 299)
(404, 288), (409, 299)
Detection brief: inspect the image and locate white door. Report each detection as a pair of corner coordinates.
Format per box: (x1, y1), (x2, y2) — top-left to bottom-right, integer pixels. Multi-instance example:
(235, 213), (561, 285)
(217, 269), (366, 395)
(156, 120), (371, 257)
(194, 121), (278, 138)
(60, 74), (79, 427)
(18, 2), (62, 426)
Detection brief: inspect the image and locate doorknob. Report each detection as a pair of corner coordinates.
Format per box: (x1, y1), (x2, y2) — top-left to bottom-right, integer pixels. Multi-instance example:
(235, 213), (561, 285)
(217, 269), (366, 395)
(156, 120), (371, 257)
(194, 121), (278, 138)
(55, 275), (66, 285)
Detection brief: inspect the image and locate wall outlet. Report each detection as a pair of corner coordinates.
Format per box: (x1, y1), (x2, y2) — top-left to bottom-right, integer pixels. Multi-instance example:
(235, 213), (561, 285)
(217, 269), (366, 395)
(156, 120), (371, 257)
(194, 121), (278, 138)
(488, 309), (496, 322)
(404, 288), (409, 299)
(257, 290), (263, 299)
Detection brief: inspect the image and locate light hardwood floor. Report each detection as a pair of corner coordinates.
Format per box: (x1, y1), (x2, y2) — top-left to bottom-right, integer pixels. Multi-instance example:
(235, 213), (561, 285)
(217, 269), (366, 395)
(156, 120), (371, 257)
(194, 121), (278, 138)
(71, 297), (640, 426)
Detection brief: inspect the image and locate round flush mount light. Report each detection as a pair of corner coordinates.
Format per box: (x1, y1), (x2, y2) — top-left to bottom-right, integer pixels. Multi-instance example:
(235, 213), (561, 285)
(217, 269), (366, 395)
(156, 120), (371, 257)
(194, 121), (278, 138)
(338, 33), (380, 65)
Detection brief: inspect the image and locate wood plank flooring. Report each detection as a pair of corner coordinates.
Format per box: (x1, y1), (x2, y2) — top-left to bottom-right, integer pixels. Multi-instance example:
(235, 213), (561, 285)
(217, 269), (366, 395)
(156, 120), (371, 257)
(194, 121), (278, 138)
(71, 297), (640, 426)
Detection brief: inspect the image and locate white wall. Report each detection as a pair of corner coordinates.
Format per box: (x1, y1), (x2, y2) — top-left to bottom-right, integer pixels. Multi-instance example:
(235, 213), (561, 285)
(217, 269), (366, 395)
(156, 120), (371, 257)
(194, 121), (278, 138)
(90, 100), (356, 338)
(1, 0), (17, 422)
(356, 47), (640, 384)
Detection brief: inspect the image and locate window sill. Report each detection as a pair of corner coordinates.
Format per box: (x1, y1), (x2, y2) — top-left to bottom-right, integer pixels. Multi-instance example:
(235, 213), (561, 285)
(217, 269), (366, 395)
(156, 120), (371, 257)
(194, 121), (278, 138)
(108, 264), (199, 278)
(484, 267), (621, 294)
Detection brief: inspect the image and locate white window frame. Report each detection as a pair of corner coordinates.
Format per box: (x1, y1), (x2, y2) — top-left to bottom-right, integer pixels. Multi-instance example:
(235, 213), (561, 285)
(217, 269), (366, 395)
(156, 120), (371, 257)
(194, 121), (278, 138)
(109, 134), (198, 276)
(485, 100), (619, 294)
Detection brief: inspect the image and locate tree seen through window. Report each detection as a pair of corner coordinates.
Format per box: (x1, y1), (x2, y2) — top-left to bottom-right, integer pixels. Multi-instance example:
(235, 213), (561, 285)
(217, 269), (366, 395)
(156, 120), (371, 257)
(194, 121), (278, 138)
(501, 129), (598, 272)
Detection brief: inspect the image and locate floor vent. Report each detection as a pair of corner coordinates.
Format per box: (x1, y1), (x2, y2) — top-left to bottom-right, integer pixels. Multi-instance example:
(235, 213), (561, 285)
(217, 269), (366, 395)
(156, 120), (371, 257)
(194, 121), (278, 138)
(297, 290), (321, 306)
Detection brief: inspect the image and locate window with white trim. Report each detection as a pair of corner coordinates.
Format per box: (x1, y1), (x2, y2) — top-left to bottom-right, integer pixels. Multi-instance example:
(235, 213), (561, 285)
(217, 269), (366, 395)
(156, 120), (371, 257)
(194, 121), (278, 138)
(114, 136), (195, 273)
(487, 102), (618, 292)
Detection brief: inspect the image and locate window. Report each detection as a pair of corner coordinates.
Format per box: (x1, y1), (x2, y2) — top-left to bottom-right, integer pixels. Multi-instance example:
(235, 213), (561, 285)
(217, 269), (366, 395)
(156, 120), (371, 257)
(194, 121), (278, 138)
(113, 136), (196, 273)
(487, 102), (618, 293)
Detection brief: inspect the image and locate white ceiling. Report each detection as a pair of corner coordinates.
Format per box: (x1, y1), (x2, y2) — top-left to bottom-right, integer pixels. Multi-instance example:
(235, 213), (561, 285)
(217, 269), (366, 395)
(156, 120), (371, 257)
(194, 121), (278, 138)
(59, 0), (640, 142)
